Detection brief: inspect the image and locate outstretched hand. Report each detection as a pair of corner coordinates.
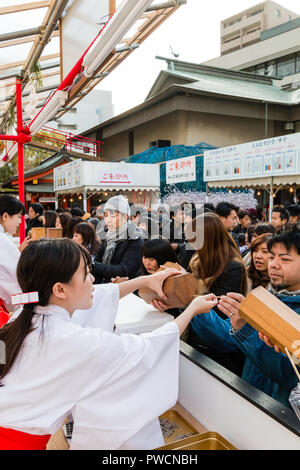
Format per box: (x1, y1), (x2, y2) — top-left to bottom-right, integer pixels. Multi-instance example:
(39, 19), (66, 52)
(145, 267), (181, 301)
(218, 292), (246, 330)
(189, 293), (218, 316)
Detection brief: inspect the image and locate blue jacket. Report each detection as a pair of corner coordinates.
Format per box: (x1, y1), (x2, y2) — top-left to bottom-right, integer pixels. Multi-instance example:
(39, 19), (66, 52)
(191, 293), (300, 408)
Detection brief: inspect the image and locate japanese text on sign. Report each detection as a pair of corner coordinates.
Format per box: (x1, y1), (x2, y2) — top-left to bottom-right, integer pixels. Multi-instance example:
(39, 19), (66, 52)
(166, 156), (196, 184)
(99, 172), (131, 184)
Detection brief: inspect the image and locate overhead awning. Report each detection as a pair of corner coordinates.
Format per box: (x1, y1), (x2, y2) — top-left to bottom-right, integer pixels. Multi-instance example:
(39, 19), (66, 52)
(208, 175), (300, 188)
(208, 177), (271, 188)
(273, 175), (300, 185)
(25, 183), (54, 193)
(55, 186), (159, 195)
(54, 160), (161, 193)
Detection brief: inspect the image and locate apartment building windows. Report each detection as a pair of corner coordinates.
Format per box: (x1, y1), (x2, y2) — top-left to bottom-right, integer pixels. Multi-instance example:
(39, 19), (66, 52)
(275, 9), (281, 17)
(277, 54), (295, 77)
(243, 53), (300, 78)
(296, 53), (300, 74)
(247, 8), (264, 18)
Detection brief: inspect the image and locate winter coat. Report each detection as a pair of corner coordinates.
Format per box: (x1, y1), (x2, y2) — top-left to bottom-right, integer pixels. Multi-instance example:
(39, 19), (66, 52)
(25, 215), (43, 236)
(190, 292), (300, 408)
(92, 223), (144, 283)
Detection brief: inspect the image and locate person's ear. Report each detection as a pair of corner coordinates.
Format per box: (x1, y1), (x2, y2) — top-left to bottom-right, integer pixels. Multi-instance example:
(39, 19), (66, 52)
(52, 282), (67, 300)
(1, 212), (9, 222)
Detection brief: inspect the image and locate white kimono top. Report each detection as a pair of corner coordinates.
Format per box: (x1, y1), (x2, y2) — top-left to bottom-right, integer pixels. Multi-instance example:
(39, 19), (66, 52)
(0, 284), (180, 450)
(0, 225), (21, 311)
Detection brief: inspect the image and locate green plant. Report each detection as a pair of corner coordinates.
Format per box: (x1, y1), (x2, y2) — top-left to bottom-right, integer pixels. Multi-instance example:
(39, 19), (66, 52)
(0, 161), (15, 184)
(7, 101), (16, 131)
(29, 60), (43, 90)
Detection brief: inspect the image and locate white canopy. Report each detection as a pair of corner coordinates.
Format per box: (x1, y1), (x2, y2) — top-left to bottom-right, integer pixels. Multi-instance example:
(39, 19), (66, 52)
(54, 160), (160, 194)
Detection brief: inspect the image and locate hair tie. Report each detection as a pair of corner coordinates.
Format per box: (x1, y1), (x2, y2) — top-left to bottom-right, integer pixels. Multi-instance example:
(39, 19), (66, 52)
(11, 292), (39, 306)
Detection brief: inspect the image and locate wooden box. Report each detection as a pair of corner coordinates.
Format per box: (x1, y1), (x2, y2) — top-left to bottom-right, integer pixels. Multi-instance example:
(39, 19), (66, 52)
(30, 227), (46, 240)
(138, 262), (199, 308)
(239, 286), (300, 360)
(46, 228), (63, 239)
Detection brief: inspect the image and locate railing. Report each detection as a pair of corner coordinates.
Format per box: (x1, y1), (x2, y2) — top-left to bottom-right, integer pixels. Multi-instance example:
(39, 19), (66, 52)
(34, 126), (103, 159)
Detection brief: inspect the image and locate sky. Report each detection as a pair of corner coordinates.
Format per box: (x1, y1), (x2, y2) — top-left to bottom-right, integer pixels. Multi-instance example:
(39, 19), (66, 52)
(96, 0), (300, 115)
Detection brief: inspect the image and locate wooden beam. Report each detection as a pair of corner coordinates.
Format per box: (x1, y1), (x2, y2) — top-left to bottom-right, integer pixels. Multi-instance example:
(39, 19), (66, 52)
(0, 1), (51, 15)
(0, 69), (59, 89)
(28, 139), (99, 161)
(0, 53), (59, 71)
(64, 6), (180, 108)
(0, 30), (59, 49)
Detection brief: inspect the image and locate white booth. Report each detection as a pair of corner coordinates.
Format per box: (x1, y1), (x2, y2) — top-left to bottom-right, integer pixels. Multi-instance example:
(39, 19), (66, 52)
(54, 160), (160, 210)
(204, 132), (300, 218)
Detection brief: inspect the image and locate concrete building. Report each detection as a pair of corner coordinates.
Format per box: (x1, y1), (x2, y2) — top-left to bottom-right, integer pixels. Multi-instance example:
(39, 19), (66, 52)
(49, 89), (114, 135)
(80, 56), (300, 206)
(82, 57), (300, 161)
(205, 2), (300, 93)
(221, 0), (298, 55)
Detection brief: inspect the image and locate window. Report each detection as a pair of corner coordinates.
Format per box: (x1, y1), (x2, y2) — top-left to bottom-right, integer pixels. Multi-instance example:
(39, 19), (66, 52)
(247, 8), (263, 18)
(243, 66), (255, 74)
(255, 64), (265, 76)
(129, 131), (134, 156)
(296, 53), (300, 74)
(58, 123), (78, 130)
(277, 55), (296, 78)
(223, 35), (240, 44)
(275, 9), (281, 17)
(227, 18), (241, 27)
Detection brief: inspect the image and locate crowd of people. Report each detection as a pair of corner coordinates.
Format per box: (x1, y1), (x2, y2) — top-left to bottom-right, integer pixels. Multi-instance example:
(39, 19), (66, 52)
(0, 192), (299, 449)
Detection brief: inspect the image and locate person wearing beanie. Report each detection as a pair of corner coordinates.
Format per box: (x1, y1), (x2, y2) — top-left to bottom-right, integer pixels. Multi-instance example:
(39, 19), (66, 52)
(92, 195), (144, 283)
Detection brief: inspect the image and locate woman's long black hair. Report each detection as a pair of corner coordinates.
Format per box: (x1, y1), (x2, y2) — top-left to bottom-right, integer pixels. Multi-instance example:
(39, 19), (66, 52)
(140, 238), (179, 275)
(0, 239), (91, 380)
(0, 195), (25, 218)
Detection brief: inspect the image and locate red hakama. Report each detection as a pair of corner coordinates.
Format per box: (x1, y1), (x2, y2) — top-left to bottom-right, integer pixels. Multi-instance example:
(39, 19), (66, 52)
(0, 427), (51, 450)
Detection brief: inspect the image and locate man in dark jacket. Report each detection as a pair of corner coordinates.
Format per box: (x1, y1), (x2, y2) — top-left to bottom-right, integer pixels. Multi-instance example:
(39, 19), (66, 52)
(215, 202), (240, 247)
(92, 195), (144, 284)
(25, 202), (44, 236)
(191, 227), (300, 408)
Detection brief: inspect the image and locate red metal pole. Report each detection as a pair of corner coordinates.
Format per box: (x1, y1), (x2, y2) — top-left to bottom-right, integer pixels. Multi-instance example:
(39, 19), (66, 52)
(16, 77), (25, 243)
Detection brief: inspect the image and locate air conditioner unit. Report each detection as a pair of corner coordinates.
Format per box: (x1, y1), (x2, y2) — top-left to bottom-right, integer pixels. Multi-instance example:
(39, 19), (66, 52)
(149, 140), (171, 148)
(284, 122), (295, 131)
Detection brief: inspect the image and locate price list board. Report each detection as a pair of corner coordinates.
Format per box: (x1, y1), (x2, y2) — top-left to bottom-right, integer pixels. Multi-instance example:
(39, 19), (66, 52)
(204, 133), (300, 182)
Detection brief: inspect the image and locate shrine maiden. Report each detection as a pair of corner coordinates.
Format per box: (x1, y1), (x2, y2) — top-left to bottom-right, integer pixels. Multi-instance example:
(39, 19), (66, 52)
(0, 239), (217, 450)
(0, 195), (27, 315)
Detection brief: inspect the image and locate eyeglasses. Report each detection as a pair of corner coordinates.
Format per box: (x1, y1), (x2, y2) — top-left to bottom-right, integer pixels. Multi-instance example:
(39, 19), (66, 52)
(104, 210), (118, 218)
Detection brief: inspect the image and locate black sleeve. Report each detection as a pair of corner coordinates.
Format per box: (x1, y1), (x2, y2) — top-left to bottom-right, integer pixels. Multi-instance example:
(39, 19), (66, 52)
(177, 243), (195, 271)
(92, 238), (144, 283)
(210, 262), (245, 320)
(94, 243), (105, 263)
(211, 261), (244, 297)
